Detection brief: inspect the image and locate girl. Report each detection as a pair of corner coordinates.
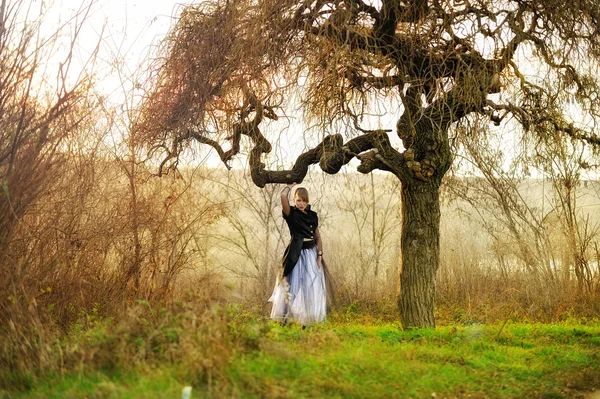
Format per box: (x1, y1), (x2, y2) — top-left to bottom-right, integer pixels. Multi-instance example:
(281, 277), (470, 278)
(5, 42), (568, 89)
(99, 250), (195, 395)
(268, 183), (326, 325)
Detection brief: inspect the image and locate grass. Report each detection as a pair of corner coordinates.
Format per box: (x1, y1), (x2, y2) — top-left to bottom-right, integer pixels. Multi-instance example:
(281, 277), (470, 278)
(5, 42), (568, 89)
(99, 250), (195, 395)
(226, 321), (600, 398)
(3, 318), (599, 399)
(2, 369), (182, 399)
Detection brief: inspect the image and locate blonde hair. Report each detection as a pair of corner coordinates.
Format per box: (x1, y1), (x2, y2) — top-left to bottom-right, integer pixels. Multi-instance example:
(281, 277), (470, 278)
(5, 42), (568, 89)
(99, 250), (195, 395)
(294, 187), (309, 203)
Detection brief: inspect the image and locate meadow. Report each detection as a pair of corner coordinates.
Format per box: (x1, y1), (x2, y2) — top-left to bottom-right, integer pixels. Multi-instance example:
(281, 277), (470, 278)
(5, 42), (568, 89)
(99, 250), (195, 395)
(4, 302), (599, 398)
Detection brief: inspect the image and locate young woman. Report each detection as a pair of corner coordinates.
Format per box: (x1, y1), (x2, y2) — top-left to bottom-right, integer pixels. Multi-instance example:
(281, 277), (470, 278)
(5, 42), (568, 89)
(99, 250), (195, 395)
(268, 183), (326, 325)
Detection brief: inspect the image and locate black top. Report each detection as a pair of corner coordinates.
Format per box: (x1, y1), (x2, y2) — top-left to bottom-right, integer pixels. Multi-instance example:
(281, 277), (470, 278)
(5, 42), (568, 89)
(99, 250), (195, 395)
(282, 205), (318, 240)
(281, 205), (319, 276)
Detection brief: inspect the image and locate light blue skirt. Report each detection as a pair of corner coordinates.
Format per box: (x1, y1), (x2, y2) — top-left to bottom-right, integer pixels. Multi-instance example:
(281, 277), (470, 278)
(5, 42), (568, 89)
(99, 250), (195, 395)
(269, 246), (326, 325)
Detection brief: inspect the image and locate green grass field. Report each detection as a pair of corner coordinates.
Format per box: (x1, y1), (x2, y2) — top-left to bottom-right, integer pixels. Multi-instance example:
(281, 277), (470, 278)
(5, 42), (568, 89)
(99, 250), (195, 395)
(4, 316), (599, 399)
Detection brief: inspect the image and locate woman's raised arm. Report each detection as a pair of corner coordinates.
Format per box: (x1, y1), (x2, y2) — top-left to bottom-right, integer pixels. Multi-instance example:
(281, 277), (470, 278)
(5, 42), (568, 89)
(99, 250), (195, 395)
(281, 184), (293, 216)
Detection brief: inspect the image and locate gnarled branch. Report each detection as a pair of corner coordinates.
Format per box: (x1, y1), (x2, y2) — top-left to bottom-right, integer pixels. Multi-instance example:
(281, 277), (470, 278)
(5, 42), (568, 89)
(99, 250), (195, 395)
(247, 127), (406, 187)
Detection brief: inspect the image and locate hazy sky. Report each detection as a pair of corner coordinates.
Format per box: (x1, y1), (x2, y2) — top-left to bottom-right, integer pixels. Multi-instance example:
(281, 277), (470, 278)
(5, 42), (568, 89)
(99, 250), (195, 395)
(42, 0), (192, 101)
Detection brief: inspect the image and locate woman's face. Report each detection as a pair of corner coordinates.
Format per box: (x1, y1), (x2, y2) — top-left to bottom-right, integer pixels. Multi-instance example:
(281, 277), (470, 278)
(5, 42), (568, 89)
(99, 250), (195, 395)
(294, 196), (308, 211)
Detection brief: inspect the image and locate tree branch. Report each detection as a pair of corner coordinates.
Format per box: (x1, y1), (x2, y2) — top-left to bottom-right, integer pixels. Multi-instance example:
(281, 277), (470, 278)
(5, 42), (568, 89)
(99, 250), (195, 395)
(344, 0), (379, 20)
(248, 129), (405, 187)
(485, 99), (600, 147)
(348, 72), (405, 89)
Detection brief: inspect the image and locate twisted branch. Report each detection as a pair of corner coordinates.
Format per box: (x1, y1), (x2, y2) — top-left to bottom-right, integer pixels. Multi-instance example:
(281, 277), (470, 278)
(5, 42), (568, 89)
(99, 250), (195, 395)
(248, 126), (406, 187)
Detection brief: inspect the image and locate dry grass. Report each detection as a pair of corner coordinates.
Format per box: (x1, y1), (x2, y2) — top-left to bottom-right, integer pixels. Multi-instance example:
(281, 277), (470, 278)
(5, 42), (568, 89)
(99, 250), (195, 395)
(0, 280), (255, 391)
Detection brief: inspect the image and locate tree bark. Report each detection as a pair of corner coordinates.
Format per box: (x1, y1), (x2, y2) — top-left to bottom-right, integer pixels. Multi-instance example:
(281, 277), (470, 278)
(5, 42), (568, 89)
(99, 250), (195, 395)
(398, 179), (441, 329)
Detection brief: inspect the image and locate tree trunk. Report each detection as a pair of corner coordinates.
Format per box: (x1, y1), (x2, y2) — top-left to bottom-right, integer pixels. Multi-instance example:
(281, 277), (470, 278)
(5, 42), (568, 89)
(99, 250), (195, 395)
(398, 179), (441, 329)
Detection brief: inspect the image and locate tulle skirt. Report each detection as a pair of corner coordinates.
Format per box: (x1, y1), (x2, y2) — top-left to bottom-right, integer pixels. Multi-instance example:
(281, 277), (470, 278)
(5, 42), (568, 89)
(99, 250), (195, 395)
(269, 246), (326, 325)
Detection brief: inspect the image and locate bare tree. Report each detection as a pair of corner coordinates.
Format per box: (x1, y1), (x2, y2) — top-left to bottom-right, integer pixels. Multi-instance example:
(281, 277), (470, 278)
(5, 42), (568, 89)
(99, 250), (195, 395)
(0, 0), (100, 371)
(332, 171), (401, 298)
(205, 172), (288, 307)
(136, 0), (600, 328)
(447, 120), (557, 279)
(534, 134), (600, 293)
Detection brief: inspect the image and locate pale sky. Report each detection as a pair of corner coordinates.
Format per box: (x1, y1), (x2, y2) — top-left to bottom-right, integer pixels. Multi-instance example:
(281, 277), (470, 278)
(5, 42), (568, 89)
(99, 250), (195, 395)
(41, 0), (329, 170)
(43, 0), (193, 102)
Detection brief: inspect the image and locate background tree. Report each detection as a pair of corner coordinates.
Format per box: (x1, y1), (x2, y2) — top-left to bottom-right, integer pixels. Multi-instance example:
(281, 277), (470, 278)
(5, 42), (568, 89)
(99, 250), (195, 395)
(447, 119), (556, 279)
(0, 0), (100, 372)
(534, 131), (599, 294)
(206, 172), (289, 309)
(332, 171), (401, 300)
(136, 0), (600, 328)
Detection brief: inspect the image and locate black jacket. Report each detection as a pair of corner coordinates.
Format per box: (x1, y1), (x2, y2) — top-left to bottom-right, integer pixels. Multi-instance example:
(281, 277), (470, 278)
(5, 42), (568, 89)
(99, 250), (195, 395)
(281, 205), (318, 276)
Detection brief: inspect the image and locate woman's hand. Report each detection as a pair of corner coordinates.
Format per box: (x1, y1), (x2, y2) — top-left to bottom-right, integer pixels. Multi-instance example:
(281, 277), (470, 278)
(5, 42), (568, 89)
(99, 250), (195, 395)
(280, 183), (295, 199)
(316, 254), (322, 269)
(281, 183), (296, 216)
